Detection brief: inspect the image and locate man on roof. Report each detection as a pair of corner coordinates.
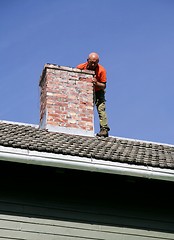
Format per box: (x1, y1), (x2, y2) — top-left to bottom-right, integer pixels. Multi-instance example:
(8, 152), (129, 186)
(77, 52), (110, 137)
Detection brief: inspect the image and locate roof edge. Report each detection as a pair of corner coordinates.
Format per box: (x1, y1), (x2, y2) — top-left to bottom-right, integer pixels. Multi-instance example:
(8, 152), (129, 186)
(0, 146), (174, 182)
(0, 120), (39, 128)
(109, 135), (174, 148)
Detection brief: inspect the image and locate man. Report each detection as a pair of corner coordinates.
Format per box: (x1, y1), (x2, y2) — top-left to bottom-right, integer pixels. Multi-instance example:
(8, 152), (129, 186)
(76, 52), (110, 137)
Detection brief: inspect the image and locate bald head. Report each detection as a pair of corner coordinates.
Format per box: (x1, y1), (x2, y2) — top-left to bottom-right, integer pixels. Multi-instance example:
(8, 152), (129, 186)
(88, 52), (99, 61)
(87, 52), (99, 70)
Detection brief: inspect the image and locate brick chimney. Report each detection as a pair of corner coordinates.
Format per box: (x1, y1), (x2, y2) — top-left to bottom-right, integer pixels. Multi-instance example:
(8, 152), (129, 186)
(39, 64), (95, 136)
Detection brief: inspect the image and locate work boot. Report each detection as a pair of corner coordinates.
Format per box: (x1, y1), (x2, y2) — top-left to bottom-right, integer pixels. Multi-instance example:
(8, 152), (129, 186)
(97, 128), (109, 137)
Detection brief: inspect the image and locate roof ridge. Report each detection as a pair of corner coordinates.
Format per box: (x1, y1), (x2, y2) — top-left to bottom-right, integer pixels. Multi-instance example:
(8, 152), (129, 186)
(0, 120), (174, 148)
(0, 120), (38, 128)
(107, 135), (174, 148)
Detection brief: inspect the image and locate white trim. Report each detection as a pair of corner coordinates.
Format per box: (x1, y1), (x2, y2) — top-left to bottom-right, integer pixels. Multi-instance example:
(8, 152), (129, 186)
(0, 146), (174, 182)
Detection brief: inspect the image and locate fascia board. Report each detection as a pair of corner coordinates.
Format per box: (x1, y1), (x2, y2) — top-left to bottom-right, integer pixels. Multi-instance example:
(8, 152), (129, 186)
(0, 146), (174, 182)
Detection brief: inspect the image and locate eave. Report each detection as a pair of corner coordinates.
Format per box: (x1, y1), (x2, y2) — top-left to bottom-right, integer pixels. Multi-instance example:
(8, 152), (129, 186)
(1, 146), (174, 182)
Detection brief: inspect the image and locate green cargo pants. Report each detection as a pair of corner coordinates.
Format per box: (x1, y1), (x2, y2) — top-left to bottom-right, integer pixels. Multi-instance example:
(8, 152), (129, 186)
(95, 90), (110, 131)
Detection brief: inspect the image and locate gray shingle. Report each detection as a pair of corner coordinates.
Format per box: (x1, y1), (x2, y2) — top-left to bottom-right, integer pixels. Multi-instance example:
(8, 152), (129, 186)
(0, 121), (174, 169)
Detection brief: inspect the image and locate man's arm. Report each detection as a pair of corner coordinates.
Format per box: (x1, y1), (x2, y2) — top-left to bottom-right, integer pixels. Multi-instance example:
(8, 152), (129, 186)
(93, 67), (107, 89)
(92, 76), (106, 90)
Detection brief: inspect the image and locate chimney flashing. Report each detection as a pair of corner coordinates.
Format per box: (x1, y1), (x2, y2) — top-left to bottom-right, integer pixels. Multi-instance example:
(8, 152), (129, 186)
(45, 124), (94, 137)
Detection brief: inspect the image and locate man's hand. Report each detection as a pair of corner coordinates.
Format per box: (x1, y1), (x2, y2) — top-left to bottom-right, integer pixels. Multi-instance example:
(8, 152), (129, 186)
(92, 75), (97, 85)
(92, 75), (106, 90)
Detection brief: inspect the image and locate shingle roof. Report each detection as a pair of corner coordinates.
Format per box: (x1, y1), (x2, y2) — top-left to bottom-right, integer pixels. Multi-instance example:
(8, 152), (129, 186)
(0, 121), (174, 170)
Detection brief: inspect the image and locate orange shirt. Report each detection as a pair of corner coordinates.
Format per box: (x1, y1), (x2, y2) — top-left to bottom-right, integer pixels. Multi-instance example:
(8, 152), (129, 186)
(76, 62), (107, 91)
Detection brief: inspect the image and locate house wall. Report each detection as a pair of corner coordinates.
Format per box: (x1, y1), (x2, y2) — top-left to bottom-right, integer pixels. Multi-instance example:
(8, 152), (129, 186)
(0, 161), (174, 240)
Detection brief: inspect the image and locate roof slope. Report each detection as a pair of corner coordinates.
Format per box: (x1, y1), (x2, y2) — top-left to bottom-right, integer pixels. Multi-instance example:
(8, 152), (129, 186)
(0, 121), (174, 170)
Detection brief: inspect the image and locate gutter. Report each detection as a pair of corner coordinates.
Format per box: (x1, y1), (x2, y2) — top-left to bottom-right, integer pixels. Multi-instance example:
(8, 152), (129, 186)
(0, 146), (174, 182)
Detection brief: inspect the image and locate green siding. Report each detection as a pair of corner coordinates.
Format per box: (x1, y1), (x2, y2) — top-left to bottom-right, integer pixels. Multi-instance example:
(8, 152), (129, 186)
(0, 161), (173, 239)
(0, 210), (173, 240)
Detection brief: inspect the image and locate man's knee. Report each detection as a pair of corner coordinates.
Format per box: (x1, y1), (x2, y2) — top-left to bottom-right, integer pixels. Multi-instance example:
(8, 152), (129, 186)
(98, 101), (106, 112)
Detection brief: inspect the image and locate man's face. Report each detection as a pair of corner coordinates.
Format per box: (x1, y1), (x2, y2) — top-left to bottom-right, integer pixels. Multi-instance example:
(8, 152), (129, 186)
(87, 58), (99, 70)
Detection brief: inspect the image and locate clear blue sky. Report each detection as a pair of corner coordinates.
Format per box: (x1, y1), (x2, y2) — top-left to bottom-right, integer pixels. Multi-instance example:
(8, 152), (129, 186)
(1, 0), (174, 144)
